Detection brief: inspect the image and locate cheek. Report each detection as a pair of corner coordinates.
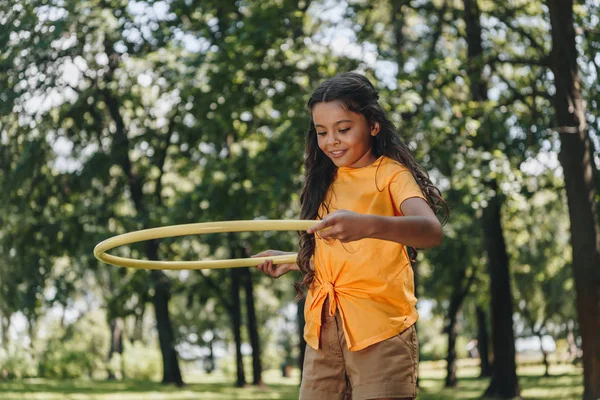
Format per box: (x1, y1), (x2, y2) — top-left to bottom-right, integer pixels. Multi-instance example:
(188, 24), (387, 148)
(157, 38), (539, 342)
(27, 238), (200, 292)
(343, 132), (361, 147)
(316, 136), (326, 150)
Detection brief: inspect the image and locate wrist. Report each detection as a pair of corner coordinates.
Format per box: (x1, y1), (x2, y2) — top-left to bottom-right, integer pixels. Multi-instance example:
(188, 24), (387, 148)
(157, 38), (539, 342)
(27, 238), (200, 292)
(362, 214), (380, 239)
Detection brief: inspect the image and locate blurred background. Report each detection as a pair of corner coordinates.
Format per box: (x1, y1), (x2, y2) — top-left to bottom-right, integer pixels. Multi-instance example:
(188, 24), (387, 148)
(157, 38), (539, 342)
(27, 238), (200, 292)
(1, 0), (599, 399)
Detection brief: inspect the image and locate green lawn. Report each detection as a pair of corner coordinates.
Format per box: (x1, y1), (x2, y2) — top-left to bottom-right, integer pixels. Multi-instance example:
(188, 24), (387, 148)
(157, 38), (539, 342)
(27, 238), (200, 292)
(417, 361), (583, 400)
(0, 361), (583, 400)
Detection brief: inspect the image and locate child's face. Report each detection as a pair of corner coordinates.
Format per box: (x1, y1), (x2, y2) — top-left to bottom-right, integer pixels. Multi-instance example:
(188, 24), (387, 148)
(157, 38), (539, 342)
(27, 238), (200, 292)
(312, 101), (380, 168)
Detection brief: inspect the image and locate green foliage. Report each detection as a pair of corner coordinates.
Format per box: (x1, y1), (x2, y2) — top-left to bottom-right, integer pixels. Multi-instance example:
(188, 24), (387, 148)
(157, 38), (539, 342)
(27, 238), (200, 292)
(1, 0), (599, 389)
(505, 184), (576, 339)
(120, 341), (163, 381)
(0, 343), (37, 380)
(2, 0), (340, 383)
(418, 314), (470, 361)
(39, 344), (95, 379)
(38, 311), (109, 379)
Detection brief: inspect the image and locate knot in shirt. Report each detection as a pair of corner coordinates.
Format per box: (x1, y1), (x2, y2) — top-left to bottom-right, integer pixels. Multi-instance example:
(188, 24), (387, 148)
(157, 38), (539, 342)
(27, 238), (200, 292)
(323, 281), (337, 317)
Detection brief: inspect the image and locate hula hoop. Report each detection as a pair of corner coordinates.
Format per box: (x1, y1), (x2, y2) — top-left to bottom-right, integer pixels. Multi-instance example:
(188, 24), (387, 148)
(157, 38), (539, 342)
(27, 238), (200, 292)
(93, 220), (316, 270)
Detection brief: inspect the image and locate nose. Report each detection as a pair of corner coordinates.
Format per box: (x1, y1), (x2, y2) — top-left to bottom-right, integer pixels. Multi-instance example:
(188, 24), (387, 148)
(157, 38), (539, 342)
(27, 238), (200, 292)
(325, 132), (339, 146)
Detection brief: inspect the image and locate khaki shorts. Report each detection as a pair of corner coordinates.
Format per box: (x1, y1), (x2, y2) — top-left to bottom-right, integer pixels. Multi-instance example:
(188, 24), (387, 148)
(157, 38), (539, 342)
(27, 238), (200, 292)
(299, 302), (419, 400)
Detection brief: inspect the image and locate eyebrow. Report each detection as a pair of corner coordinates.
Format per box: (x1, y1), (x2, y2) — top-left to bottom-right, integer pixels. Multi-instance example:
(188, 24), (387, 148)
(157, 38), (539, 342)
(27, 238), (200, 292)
(314, 119), (353, 128)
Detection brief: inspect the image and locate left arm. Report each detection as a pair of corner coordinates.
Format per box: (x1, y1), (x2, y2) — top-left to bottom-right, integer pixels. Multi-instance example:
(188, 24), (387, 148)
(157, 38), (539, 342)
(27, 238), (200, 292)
(307, 198), (443, 248)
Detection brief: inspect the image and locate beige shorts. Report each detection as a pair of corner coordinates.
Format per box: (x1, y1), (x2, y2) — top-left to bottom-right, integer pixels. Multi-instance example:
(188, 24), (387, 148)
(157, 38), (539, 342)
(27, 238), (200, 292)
(299, 302), (418, 400)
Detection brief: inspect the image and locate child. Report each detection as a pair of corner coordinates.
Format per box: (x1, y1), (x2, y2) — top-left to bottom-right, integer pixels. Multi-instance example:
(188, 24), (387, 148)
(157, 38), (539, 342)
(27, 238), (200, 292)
(254, 72), (447, 400)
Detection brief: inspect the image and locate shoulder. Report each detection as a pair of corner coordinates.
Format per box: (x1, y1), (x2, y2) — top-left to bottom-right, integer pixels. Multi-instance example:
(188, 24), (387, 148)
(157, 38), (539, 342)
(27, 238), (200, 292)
(378, 156), (411, 177)
(373, 157), (416, 190)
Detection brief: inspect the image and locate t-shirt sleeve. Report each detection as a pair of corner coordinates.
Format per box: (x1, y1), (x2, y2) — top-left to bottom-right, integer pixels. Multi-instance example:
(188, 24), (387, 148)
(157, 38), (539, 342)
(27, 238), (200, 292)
(389, 170), (427, 215)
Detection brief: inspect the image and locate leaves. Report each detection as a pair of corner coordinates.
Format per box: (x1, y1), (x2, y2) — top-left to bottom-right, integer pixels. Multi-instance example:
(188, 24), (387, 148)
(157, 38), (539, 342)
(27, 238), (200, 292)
(0, 0), (596, 384)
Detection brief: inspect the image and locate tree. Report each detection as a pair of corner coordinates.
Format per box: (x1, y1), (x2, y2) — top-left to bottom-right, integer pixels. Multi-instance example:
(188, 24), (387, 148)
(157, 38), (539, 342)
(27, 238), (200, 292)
(462, 0), (520, 396)
(475, 304), (492, 377)
(420, 183), (483, 387)
(347, 1), (526, 391)
(1, 0), (189, 384)
(164, 0), (357, 384)
(547, 1), (600, 397)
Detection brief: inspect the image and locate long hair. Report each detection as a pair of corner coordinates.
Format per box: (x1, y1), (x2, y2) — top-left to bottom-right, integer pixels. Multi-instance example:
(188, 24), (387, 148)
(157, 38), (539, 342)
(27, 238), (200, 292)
(295, 72), (449, 298)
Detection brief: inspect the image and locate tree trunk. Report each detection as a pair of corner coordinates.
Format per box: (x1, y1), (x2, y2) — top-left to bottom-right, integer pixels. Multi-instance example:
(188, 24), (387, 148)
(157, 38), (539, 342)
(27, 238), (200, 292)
(107, 317), (124, 380)
(26, 318), (36, 350)
(391, 0), (410, 65)
(463, 0), (520, 397)
(444, 280), (471, 387)
(445, 270), (474, 387)
(0, 315), (9, 348)
(148, 239), (183, 387)
(133, 305), (145, 343)
(476, 305), (492, 377)
(297, 296), (306, 375)
(104, 78), (182, 387)
(481, 187), (520, 398)
(206, 337), (215, 374)
(241, 265), (262, 385)
(60, 306), (67, 330)
(536, 333), (550, 377)
(230, 267), (246, 387)
(445, 309), (459, 387)
(548, 2), (600, 399)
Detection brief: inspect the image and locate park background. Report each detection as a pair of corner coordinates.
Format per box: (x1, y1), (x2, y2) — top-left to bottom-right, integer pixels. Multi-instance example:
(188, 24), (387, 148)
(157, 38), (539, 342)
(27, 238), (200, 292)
(1, 0), (599, 399)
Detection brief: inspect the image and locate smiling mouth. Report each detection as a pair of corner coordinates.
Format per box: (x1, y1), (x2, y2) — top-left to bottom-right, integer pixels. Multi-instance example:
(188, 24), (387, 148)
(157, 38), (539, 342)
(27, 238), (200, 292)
(329, 150), (348, 158)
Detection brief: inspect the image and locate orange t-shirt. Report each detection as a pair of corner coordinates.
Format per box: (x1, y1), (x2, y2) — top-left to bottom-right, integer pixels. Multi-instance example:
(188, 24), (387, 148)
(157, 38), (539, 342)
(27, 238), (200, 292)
(304, 155), (426, 351)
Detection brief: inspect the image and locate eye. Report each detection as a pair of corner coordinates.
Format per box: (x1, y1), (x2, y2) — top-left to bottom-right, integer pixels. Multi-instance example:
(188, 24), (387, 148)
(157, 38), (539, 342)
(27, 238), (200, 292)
(339, 128), (350, 133)
(317, 131), (327, 136)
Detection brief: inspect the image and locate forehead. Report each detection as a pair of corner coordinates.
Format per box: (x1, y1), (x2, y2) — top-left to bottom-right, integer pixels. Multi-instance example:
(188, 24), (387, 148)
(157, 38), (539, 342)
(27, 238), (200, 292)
(312, 101), (360, 126)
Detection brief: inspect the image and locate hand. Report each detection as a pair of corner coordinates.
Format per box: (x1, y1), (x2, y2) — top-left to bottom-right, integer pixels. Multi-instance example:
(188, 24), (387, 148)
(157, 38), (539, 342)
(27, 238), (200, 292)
(307, 210), (370, 243)
(252, 250), (297, 279)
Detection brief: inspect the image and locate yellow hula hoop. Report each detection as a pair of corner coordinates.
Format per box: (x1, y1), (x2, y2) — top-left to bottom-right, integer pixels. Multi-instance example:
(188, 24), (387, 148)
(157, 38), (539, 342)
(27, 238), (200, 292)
(93, 220), (316, 270)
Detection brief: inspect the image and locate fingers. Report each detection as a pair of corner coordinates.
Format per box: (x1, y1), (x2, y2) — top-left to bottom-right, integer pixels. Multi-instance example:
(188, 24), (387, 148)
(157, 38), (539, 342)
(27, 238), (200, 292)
(317, 226), (340, 239)
(255, 259), (268, 272)
(313, 226), (355, 242)
(253, 250), (281, 278)
(266, 260), (279, 277)
(307, 215), (336, 234)
(256, 259), (281, 278)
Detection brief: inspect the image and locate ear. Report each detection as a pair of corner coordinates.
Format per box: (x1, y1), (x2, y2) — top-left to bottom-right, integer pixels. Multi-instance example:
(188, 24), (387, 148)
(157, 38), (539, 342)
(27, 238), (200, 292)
(371, 122), (380, 136)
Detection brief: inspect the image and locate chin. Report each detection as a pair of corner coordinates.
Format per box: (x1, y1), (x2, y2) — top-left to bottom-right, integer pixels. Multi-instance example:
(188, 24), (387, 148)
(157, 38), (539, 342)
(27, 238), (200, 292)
(328, 158), (349, 168)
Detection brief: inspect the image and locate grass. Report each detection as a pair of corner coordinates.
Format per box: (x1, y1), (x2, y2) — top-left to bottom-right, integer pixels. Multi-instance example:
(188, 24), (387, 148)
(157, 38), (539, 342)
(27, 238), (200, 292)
(0, 360), (583, 400)
(417, 360), (583, 400)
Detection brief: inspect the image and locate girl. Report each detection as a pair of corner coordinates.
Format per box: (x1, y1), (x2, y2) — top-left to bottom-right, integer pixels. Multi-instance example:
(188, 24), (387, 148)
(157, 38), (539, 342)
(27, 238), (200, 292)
(254, 72), (448, 400)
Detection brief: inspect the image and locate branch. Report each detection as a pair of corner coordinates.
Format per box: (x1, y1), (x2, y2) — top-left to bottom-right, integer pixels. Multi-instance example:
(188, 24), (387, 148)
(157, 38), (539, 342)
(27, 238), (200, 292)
(154, 123), (174, 206)
(389, 0), (411, 61)
(160, 242), (233, 313)
(101, 39), (146, 216)
(491, 70), (553, 119)
(197, 271), (233, 314)
(497, 18), (546, 54)
(488, 54), (551, 68)
(399, 0), (448, 121)
(460, 269), (476, 300)
(493, 2), (548, 55)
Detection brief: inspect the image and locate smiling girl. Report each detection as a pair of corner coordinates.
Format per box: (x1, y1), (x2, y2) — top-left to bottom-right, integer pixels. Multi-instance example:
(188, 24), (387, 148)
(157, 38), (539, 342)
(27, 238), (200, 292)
(254, 72), (448, 400)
